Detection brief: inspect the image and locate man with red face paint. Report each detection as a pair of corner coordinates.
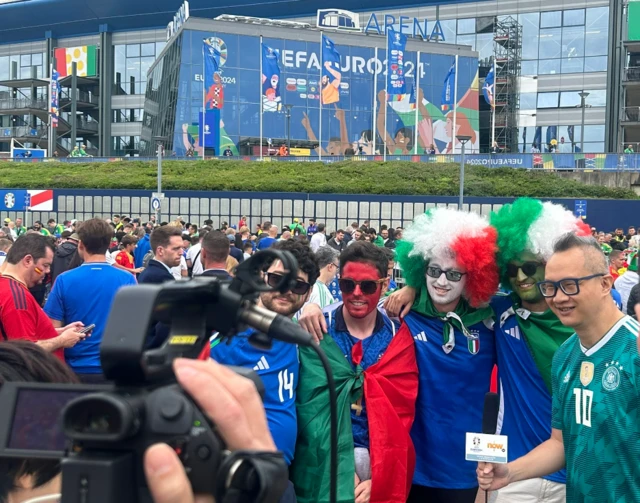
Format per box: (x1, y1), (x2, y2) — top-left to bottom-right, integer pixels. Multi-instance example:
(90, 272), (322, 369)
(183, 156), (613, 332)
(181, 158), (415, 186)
(291, 242), (418, 503)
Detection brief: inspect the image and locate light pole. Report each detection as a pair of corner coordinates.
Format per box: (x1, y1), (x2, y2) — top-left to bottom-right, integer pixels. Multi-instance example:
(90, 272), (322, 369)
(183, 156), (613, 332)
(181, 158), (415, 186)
(578, 92), (590, 153)
(283, 104), (293, 152)
(152, 135), (168, 222)
(457, 135), (472, 210)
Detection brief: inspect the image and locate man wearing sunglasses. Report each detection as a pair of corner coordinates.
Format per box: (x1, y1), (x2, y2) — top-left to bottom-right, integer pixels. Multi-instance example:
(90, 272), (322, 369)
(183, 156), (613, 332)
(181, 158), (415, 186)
(481, 198), (594, 503)
(292, 242), (418, 503)
(210, 239), (319, 476)
(479, 233), (640, 503)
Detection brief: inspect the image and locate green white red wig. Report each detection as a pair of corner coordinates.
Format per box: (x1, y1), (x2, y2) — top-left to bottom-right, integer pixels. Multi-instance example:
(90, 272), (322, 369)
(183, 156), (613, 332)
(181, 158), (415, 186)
(490, 198), (592, 284)
(396, 208), (499, 307)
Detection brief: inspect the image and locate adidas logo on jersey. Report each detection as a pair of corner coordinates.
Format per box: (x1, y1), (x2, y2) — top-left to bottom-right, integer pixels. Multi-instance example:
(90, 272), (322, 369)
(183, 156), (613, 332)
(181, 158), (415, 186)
(253, 356), (270, 371)
(506, 327), (521, 340)
(414, 331), (428, 342)
(563, 370), (571, 383)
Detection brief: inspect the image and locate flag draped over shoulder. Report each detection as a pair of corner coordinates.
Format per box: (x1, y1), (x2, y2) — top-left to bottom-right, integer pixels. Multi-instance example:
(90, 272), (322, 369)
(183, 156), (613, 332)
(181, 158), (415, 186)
(291, 324), (418, 503)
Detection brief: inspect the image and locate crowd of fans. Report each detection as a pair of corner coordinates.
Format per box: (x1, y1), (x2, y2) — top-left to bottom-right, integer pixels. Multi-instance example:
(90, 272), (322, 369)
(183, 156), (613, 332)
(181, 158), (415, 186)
(0, 206), (639, 503)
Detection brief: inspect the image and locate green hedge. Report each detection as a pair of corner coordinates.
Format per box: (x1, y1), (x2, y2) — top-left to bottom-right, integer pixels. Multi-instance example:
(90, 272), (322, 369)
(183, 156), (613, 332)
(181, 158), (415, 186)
(0, 160), (635, 199)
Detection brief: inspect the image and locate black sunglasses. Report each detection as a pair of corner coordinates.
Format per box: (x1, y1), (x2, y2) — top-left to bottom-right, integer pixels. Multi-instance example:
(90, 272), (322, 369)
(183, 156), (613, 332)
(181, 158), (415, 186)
(537, 273), (605, 298)
(426, 266), (466, 282)
(339, 278), (386, 295)
(266, 272), (311, 295)
(506, 261), (544, 278)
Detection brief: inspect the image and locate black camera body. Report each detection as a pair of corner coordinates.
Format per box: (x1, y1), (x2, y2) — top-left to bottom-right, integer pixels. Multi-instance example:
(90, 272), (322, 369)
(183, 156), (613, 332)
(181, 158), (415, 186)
(0, 250), (306, 503)
(61, 383), (226, 502)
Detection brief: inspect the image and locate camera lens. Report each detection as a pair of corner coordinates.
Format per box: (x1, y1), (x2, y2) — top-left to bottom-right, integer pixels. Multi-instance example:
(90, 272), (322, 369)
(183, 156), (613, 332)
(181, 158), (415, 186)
(63, 393), (141, 442)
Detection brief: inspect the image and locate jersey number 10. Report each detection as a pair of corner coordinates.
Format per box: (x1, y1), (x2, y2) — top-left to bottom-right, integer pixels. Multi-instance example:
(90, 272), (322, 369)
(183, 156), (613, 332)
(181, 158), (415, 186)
(573, 388), (593, 427)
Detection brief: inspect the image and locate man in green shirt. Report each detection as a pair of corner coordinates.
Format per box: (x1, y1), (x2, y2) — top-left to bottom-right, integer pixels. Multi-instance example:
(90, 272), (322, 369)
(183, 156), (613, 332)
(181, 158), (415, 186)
(624, 145), (634, 154)
(13, 218), (26, 237)
(478, 233), (640, 503)
(33, 221), (50, 236)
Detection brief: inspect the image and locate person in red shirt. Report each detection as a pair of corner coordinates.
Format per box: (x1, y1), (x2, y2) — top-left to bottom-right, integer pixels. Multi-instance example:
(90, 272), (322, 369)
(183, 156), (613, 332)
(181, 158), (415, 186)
(0, 234), (87, 361)
(114, 234), (139, 272)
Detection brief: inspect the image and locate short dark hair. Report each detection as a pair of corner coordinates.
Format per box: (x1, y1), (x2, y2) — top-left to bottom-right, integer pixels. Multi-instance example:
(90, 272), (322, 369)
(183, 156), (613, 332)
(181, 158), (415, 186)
(61, 230), (72, 239)
(201, 231), (230, 262)
(339, 241), (388, 279)
(5, 234), (55, 265)
(271, 239), (320, 285)
(552, 233), (608, 274)
(77, 218), (113, 255)
(0, 341), (79, 501)
(121, 235), (138, 247)
(47, 218), (56, 225)
(150, 225), (183, 254)
(317, 223), (326, 233)
(243, 242), (254, 251)
(336, 229), (344, 234)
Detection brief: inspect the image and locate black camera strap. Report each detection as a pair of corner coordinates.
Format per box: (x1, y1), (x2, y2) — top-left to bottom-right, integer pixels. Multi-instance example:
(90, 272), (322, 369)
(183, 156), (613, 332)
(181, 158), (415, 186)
(216, 450), (289, 503)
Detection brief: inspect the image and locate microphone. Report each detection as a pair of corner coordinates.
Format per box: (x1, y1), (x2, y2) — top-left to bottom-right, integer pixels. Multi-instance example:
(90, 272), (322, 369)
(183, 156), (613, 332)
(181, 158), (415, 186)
(481, 392), (500, 503)
(239, 302), (315, 347)
(482, 392), (500, 434)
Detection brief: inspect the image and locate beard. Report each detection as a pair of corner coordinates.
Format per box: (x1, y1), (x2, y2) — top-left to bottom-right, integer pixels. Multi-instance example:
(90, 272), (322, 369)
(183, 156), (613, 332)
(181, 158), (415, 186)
(260, 291), (306, 318)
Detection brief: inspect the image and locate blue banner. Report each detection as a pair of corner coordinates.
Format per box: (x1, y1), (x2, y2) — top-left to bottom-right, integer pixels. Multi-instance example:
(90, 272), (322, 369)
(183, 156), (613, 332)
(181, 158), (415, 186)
(441, 62), (455, 111)
(533, 127), (542, 151)
(546, 126), (557, 148)
(321, 35), (341, 105)
(482, 65), (494, 106)
(386, 29), (407, 95)
(0, 190), (28, 211)
(202, 39), (222, 154)
(50, 69), (59, 129)
(262, 44), (281, 112)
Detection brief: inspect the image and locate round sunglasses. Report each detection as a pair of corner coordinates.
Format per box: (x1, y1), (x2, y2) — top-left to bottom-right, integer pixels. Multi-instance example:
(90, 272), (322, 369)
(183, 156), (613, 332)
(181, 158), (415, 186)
(506, 261), (544, 278)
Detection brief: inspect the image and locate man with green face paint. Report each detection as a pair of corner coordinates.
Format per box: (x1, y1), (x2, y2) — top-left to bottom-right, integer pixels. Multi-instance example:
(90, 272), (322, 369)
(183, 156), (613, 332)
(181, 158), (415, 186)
(484, 198), (593, 503)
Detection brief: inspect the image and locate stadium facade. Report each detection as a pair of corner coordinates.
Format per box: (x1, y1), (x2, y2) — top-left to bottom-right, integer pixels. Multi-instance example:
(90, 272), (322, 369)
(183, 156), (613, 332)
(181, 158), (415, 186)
(0, 0), (627, 156)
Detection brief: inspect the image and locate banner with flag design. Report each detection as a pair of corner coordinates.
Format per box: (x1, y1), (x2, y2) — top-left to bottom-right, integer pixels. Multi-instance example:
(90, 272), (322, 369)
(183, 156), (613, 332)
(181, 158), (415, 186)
(54, 46), (97, 77)
(387, 29), (407, 95)
(441, 62), (455, 111)
(482, 66), (494, 107)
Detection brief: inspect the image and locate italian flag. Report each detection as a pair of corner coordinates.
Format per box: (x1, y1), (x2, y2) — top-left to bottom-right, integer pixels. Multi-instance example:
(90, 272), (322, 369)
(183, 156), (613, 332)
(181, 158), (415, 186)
(54, 46), (97, 77)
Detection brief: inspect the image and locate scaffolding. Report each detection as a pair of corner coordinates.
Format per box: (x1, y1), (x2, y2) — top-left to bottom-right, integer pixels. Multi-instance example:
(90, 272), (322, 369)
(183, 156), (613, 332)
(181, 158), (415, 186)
(492, 16), (522, 153)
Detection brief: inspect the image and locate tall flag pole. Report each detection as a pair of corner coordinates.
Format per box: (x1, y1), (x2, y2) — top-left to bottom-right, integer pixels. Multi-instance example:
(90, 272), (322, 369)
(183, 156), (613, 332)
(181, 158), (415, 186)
(372, 47), (378, 157)
(319, 32), (323, 160)
(414, 51), (420, 154)
(492, 57), (496, 148)
(201, 43), (206, 158)
(259, 35), (263, 160)
(452, 54), (459, 154)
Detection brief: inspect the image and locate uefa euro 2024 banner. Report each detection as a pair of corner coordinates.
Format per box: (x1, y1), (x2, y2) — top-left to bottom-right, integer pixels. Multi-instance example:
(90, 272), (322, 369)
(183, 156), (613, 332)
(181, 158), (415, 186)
(177, 31), (479, 157)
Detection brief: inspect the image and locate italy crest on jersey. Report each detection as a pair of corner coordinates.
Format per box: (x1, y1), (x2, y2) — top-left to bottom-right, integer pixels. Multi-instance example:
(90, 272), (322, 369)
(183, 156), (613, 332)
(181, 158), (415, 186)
(467, 331), (480, 355)
(580, 361), (594, 386)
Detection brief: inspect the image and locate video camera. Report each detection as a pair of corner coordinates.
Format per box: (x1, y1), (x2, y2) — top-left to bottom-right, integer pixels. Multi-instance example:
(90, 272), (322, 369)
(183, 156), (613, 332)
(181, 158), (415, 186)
(0, 249), (316, 503)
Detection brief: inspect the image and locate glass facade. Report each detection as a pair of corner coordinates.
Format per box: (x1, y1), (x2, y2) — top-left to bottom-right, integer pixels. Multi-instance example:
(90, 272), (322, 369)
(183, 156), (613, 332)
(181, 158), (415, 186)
(113, 41), (166, 95)
(143, 28), (479, 156)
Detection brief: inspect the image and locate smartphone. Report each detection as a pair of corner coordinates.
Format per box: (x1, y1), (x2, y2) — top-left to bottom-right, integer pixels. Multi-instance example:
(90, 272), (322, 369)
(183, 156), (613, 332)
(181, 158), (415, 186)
(79, 324), (95, 334)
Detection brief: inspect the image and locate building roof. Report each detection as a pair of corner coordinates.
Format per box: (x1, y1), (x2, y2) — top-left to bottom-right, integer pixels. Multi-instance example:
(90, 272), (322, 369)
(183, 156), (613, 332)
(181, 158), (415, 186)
(0, 0), (474, 44)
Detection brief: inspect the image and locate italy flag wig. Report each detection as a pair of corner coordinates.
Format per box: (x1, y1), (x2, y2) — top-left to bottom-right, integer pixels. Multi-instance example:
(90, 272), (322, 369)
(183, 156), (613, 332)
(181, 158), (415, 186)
(396, 208), (499, 307)
(490, 198), (592, 285)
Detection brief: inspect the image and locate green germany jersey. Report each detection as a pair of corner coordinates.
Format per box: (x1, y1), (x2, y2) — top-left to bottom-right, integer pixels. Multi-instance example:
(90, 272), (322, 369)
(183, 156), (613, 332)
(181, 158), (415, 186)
(551, 315), (640, 503)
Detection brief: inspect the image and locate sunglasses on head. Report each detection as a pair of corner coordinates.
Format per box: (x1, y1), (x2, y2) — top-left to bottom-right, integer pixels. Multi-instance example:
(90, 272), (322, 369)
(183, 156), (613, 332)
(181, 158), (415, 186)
(506, 261), (544, 278)
(426, 266), (466, 282)
(266, 272), (311, 295)
(339, 278), (386, 295)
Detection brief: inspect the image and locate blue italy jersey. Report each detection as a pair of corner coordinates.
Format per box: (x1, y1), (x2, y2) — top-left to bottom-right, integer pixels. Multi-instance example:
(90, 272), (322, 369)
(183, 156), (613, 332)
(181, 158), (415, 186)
(44, 262), (137, 373)
(404, 310), (495, 489)
(210, 330), (298, 464)
(491, 295), (566, 484)
(327, 278), (342, 303)
(324, 303), (397, 449)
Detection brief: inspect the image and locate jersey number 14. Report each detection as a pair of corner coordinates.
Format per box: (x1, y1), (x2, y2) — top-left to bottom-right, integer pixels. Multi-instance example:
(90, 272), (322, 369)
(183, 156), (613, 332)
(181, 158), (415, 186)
(278, 369), (294, 403)
(573, 388), (593, 427)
